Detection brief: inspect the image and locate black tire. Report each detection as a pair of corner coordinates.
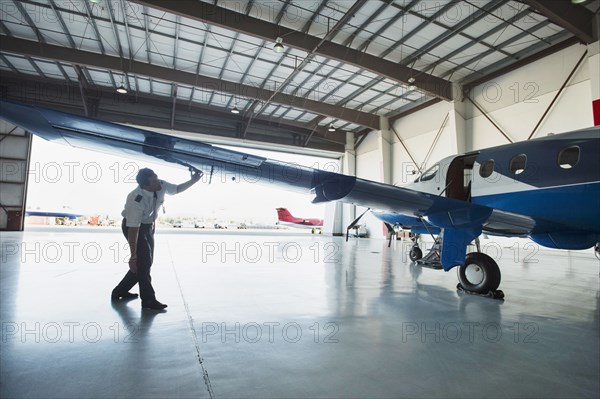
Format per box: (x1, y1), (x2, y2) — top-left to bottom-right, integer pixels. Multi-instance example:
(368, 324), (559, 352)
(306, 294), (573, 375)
(409, 247), (423, 262)
(458, 252), (501, 294)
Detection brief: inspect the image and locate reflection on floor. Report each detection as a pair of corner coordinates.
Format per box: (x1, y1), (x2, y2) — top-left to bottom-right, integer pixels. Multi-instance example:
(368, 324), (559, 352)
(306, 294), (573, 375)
(1, 226), (599, 398)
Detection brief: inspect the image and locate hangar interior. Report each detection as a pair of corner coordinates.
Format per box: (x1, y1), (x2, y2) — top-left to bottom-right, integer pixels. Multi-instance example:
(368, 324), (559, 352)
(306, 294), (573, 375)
(1, 1), (599, 398)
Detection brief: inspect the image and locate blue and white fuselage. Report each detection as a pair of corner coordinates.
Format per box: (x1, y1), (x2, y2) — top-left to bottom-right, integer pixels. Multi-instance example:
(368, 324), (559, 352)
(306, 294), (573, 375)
(372, 129), (600, 251)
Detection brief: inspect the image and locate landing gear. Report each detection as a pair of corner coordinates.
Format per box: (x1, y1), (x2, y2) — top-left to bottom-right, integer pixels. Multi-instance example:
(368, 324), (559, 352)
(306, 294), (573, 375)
(457, 252), (504, 299)
(409, 246), (423, 262)
(403, 229), (505, 298)
(413, 236), (443, 270)
(595, 243), (599, 260)
(408, 233), (424, 262)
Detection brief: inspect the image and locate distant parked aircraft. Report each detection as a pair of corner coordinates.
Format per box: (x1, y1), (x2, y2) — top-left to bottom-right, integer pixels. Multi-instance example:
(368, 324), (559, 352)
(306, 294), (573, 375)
(276, 208), (323, 234)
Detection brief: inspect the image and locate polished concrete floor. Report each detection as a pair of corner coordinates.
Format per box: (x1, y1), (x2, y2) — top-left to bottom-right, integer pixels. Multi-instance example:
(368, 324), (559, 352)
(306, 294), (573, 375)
(1, 226), (598, 398)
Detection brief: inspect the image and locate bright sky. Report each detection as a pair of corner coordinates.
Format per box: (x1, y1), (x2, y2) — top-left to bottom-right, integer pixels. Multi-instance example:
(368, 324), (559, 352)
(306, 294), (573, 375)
(27, 135), (336, 224)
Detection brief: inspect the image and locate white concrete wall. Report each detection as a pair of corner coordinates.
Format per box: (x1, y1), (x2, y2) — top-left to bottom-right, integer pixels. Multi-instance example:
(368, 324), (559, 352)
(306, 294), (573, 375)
(354, 130), (389, 237)
(467, 43), (592, 148)
(391, 101), (457, 186)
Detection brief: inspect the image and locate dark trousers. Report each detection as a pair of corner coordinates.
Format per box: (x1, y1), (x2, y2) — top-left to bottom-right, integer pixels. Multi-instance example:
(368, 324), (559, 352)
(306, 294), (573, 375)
(113, 219), (156, 304)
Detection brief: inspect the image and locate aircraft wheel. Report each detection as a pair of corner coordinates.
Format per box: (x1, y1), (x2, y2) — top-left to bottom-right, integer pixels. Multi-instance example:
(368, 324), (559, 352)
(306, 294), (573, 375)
(595, 243), (600, 260)
(409, 246), (422, 262)
(458, 252), (501, 294)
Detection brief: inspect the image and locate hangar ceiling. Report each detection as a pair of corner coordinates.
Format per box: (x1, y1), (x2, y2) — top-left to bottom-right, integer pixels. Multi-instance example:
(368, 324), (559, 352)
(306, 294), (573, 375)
(0, 0), (597, 153)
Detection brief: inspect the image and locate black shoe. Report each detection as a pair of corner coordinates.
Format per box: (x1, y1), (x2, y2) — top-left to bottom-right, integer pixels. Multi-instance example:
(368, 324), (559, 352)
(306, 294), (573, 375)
(142, 301), (168, 310)
(111, 290), (139, 300)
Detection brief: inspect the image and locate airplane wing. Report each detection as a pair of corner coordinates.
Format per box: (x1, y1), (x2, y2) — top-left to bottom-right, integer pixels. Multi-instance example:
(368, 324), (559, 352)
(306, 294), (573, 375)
(0, 101), (535, 268)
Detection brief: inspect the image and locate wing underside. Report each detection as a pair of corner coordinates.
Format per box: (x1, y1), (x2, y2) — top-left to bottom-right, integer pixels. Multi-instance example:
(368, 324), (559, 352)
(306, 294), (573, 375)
(0, 101), (540, 237)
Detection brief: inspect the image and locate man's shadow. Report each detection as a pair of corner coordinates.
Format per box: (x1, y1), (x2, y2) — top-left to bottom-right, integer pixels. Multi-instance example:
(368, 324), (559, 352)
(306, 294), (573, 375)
(111, 298), (166, 340)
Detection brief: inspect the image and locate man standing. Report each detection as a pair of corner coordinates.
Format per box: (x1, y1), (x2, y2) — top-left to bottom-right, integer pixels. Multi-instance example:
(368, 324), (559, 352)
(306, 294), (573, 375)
(111, 167), (202, 310)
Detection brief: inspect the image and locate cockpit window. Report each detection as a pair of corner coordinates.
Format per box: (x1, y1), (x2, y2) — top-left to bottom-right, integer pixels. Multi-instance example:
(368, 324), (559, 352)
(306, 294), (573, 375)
(509, 154), (527, 175)
(558, 146), (580, 169)
(417, 164), (439, 182)
(479, 160), (494, 178)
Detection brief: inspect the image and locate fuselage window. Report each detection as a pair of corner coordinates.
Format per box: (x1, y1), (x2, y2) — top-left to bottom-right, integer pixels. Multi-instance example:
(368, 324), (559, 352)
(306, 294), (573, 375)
(558, 146), (580, 169)
(479, 160), (494, 178)
(417, 163), (439, 182)
(509, 154), (527, 175)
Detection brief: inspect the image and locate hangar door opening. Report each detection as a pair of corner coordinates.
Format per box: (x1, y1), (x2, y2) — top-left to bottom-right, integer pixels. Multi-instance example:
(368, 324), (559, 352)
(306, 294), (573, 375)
(24, 135), (335, 230)
(0, 120), (32, 231)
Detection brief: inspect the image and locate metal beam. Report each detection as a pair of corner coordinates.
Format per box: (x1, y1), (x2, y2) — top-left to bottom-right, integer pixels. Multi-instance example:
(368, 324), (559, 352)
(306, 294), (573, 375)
(119, 0), (135, 59)
(82, 1), (106, 54)
(384, 0), (462, 61)
(143, 6), (152, 64)
(279, 0), (393, 123)
(443, 20), (554, 81)
(399, 0), (506, 68)
(388, 99), (441, 124)
(303, 116), (327, 147)
(129, 0), (453, 101)
(388, 0), (515, 62)
(521, 0), (594, 44)
(422, 5), (533, 76)
(527, 49), (588, 139)
(13, 1), (45, 44)
(390, 125), (421, 174)
(241, 0), (329, 135)
(8, 0), (399, 108)
(0, 54), (19, 74)
(0, 72), (346, 150)
(48, 0), (76, 49)
(235, 0), (292, 104)
(74, 65), (90, 117)
(55, 63), (71, 82)
(462, 35), (578, 89)
(105, 1), (124, 59)
(464, 95), (513, 143)
(0, 20), (12, 37)
(171, 84), (178, 129)
(1, 37), (380, 130)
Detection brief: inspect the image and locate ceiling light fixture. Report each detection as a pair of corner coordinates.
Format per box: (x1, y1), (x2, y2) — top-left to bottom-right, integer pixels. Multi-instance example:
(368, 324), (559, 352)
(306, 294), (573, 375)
(328, 124), (335, 132)
(116, 82), (127, 94)
(571, 0), (587, 4)
(407, 77), (416, 91)
(273, 37), (284, 53)
(231, 106), (240, 114)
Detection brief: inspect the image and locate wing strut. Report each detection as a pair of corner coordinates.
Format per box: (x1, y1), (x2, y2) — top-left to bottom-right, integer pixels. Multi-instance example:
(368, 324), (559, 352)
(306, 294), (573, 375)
(345, 208), (370, 242)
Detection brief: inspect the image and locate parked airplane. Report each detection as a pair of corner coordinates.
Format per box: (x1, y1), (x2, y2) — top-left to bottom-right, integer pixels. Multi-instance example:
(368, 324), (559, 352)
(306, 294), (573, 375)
(25, 205), (83, 220)
(276, 207), (323, 233)
(2, 100), (599, 299)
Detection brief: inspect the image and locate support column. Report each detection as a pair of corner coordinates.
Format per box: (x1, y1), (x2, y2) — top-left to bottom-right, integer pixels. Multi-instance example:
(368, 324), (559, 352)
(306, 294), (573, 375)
(379, 116), (393, 184)
(589, 41), (600, 126)
(452, 98), (469, 153)
(324, 132), (355, 236)
(341, 132), (356, 232)
(0, 119), (32, 231)
(358, 116), (392, 238)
